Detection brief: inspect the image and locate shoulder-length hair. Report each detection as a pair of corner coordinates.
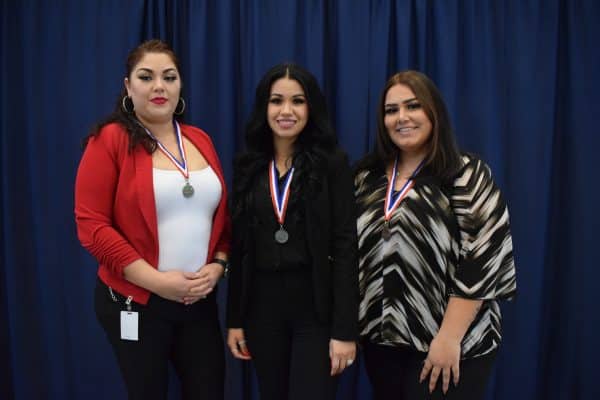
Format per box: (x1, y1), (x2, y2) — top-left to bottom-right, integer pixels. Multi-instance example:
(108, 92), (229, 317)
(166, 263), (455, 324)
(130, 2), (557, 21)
(83, 39), (184, 152)
(369, 70), (462, 183)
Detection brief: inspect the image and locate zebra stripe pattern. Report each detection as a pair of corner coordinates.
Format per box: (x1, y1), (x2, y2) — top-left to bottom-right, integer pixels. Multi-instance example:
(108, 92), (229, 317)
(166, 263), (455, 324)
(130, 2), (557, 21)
(355, 154), (516, 359)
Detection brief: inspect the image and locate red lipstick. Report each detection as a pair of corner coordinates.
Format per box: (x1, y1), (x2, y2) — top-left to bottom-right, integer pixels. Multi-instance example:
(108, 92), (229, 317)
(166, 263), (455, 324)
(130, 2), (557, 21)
(151, 97), (167, 105)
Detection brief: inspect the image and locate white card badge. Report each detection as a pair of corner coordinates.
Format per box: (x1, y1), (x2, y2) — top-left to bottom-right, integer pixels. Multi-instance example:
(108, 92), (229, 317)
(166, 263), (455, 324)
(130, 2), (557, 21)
(120, 311), (139, 341)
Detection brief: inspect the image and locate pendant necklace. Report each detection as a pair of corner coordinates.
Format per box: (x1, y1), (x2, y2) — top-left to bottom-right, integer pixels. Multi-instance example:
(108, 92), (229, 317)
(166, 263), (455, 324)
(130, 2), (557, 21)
(382, 156), (424, 240)
(269, 159), (295, 244)
(143, 121), (194, 198)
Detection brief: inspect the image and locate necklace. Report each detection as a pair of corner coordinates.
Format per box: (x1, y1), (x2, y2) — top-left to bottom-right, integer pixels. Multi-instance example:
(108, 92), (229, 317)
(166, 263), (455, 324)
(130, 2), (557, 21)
(269, 159), (295, 244)
(382, 156), (424, 240)
(143, 121), (194, 198)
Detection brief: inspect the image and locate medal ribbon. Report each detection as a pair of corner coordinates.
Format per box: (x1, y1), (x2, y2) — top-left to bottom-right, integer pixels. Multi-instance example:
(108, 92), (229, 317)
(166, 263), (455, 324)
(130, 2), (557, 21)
(143, 121), (189, 180)
(383, 157), (425, 221)
(269, 160), (295, 225)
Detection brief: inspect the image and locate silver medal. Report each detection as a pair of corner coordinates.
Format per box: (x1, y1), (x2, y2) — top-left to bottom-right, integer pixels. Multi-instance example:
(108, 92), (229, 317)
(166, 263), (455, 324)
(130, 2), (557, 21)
(274, 227), (289, 244)
(382, 224), (391, 241)
(182, 182), (195, 198)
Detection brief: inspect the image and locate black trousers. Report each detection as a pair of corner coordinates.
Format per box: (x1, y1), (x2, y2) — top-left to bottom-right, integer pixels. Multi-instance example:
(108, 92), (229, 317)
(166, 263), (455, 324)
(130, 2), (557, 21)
(363, 341), (496, 400)
(95, 278), (224, 400)
(244, 270), (337, 400)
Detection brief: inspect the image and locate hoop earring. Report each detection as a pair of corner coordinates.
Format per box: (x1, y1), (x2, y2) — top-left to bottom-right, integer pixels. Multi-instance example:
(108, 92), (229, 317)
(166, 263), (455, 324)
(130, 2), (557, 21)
(121, 96), (134, 113)
(174, 97), (186, 115)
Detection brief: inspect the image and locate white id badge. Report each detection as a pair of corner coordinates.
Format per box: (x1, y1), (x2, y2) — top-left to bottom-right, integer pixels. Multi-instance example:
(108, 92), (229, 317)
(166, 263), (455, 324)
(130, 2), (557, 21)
(120, 311), (139, 341)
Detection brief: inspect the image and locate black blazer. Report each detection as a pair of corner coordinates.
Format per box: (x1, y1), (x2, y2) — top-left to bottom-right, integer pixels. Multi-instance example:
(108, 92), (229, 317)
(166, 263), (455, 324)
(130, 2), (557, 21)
(226, 147), (359, 341)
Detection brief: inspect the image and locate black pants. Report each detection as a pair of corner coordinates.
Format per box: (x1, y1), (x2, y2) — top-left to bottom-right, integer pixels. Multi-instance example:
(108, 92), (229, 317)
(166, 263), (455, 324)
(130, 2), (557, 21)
(95, 278), (224, 400)
(244, 270), (337, 400)
(363, 341), (496, 400)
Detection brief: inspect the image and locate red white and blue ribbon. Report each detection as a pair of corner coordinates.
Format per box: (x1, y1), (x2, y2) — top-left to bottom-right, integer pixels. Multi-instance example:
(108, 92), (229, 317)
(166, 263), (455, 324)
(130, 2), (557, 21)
(143, 121), (189, 180)
(269, 160), (295, 225)
(383, 157), (424, 222)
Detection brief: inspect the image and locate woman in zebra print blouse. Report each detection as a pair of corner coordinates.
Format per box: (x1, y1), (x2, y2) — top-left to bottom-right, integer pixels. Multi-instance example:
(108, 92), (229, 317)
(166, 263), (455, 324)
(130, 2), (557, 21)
(354, 70), (516, 400)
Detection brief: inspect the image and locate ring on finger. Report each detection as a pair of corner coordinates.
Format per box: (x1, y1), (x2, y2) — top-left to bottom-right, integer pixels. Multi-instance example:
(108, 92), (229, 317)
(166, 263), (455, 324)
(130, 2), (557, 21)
(346, 359), (354, 366)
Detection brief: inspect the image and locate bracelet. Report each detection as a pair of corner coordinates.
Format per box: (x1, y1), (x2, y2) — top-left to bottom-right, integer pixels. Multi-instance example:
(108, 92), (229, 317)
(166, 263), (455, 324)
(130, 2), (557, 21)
(212, 258), (229, 278)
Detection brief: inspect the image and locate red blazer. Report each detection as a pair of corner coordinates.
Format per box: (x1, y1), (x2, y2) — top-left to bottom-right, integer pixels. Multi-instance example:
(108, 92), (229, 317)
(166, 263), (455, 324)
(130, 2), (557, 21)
(75, 122), (231, 304)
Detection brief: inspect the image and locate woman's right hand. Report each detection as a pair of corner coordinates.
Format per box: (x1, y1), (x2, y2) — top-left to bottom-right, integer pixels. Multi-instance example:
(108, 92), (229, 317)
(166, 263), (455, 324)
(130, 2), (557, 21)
(155, 270), (204, 302)
(122, 260), (205, 303)
(227, 328), (251, 360)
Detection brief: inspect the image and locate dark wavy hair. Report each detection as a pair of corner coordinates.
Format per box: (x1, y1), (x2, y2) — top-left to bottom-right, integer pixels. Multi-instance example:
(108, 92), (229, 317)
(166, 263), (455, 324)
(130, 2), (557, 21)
(82, 39), (184, 152)
(232, 63), (337, 219)
(357, 70), (462, 183)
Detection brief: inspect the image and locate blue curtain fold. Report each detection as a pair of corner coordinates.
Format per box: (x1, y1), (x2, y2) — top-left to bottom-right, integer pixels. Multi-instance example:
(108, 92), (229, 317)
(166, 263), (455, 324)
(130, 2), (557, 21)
(1, 1), (599, 399)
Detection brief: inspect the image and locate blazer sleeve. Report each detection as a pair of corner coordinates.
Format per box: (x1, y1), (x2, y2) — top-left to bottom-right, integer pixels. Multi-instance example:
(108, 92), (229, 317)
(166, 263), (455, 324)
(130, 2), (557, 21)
(328, 149), (360, 340)
(74, 129), (142, 276)
(448, 156), (517, 301)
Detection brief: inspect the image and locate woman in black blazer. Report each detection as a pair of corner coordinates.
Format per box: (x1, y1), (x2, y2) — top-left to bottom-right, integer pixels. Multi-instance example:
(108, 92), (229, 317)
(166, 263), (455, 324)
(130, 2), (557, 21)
(226, 63), (358, 400)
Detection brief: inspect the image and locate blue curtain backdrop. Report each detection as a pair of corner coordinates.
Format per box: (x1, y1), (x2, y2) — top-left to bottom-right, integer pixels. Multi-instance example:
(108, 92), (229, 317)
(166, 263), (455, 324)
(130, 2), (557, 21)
(1, 0), (599, 399)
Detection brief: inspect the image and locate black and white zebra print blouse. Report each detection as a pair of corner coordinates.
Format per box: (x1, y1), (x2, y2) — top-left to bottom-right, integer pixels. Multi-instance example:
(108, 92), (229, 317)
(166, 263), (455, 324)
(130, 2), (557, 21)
(355, 154), (516, 359)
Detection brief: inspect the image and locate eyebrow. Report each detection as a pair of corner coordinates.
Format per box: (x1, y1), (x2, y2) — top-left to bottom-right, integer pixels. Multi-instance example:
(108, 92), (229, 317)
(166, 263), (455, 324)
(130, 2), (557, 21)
(384, 97), (418, 107)
(270, 93), (306, 98)
(136, 67), (178, 74)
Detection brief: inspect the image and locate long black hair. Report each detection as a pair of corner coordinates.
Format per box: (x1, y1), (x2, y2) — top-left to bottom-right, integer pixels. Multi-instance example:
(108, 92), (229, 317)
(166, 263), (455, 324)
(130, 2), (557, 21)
(232, 63), (337, 219)
(356, 70), (462, 184)
(82, 39), (185, 152)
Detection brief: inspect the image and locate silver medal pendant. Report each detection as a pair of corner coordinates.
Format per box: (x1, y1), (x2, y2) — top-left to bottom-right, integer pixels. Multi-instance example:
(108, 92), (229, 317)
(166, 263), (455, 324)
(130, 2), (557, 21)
(274, 227), (289, 244)
(382, 223), (391, 241)
(182, 182), (195, 198)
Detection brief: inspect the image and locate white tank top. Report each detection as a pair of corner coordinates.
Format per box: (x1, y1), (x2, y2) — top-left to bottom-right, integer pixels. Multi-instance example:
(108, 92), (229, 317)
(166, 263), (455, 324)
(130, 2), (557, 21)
(153, 166), (222, 272)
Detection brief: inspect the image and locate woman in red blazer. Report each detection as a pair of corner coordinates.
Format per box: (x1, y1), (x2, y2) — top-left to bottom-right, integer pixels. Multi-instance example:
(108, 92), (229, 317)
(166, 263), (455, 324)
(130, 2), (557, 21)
(75, 40), (230, 400)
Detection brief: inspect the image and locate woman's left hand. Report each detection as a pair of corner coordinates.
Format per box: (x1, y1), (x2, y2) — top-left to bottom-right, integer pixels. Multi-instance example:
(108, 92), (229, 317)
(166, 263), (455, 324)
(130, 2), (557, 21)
(420, 334), (461, 394)
(182, 262), (224, 304)
(329, 339), (356, 376)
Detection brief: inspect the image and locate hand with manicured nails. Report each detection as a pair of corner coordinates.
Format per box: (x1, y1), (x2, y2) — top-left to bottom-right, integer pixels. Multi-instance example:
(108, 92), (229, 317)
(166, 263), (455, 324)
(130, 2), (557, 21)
(227, 328), (251, 360)
(329, 339), (356, 376)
